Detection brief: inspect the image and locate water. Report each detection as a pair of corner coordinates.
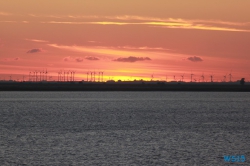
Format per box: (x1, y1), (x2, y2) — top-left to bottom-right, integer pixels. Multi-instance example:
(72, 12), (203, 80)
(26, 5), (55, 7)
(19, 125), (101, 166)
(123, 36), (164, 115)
(0, 92), (250, 165)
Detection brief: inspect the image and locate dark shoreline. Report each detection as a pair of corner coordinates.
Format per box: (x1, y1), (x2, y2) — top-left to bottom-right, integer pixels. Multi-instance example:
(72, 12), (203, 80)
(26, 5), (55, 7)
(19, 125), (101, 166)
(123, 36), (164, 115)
(1, 82), (250, 91)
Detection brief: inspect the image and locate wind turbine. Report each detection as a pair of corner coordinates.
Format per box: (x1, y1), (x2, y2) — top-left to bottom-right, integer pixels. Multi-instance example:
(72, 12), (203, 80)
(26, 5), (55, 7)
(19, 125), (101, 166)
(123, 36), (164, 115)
(223, 73), (227, 82)
(190, 73), (194, 82)
(72, 71), (75, 81)
(201, 73), (205, 82)
(87, 72), (89, 82)
(181, 74), (184, 82)
(228, 72), (233, 82)
(210, 74), (214, 82)
(40, 71), (42, 81)
(70, 71), (73, 81)
(99, 71), (103, 82)
(31, 71), (34, 82)
(42, 69), (45, 81)
(63, 71), (66, 82)
(29, 71), (32, 81)
(91, 71), (93, 82)
(67, 71), (69, 82)
(35, 71), (38, 82)
(45, 69), (48, 81)
(60, 71), (63, 81)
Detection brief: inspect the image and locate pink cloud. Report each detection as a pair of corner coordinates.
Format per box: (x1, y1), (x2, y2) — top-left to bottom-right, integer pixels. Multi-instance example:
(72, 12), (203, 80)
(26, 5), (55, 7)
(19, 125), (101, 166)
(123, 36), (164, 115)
(63, 56), (71, 62)
(75, 57), (83, 62)
(85, 56), (99, 61)
(63, 56), (87, 62)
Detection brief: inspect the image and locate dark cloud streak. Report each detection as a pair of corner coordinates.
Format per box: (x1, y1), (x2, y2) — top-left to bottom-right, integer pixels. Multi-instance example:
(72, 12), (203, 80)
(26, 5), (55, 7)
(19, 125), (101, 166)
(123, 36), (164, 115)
(27, 48), (43, 53)
(113, 56), (151, 62)
(3, 57), (20, 61)
(187, 56), (203, 62)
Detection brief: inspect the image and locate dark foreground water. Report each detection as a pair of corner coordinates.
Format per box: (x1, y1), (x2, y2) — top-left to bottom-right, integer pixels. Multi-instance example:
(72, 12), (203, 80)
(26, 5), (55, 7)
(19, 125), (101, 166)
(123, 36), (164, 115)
(0, 92), (250, 165)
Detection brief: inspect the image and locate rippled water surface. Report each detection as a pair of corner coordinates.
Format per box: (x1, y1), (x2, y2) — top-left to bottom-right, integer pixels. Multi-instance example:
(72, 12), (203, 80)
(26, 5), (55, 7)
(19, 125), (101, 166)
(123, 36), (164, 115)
(0, 92), (250, 165)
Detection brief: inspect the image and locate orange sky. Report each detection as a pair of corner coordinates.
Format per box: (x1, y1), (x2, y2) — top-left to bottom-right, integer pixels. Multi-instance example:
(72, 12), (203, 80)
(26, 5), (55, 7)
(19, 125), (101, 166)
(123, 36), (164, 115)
(1, 0), (250, 82)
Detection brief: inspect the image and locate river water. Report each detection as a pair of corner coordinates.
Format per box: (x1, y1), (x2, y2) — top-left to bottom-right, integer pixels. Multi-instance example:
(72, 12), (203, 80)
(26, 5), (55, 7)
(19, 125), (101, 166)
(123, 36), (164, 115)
(0, 92), (250, 165)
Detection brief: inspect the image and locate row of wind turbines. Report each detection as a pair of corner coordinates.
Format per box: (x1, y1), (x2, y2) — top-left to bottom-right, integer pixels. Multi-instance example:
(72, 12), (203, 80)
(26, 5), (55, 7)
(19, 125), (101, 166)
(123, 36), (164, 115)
(86, 71), (104, 82)
(58, 71), (105, 82)
(27, 70), (104, 82)
(151, 72), (234, 82)
(172, 72), (233, 82)
(29, 69), (48, 82)
(29, 70), (77, 82)
(58, 70), (76, 82)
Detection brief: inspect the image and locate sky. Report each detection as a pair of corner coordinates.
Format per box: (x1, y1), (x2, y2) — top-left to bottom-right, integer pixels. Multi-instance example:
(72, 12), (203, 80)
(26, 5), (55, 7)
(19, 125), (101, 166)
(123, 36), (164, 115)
(1, 0), (250, 82)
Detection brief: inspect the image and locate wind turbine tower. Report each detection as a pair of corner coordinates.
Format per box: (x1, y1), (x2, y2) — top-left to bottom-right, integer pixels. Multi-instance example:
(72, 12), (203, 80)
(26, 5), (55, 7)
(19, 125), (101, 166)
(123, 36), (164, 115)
(73, 71), (75, 81)
(101, 72), (104, 82)
(228, 73), (232, 82)
(67, 71), (69, 82)
(210, 74), (213, 82)
(190, 73), (194, 82)
(181, 74), (184, 82)
(29, 71), (32, 81)
(70, 71), (73, 81)
(63, 71), (66, 82)
(44, 69), (48, 81)
(223, 74), (227, 82)
(201, 74), (205, 82)
(42, 70), (44, 81)
(36, 71), (39, 82)
(39, 70), (41, 81)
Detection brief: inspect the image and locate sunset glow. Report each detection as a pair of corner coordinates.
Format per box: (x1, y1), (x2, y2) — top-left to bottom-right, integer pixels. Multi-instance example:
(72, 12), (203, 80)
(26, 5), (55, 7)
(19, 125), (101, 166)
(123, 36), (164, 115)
(1, 0), (250, 82)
